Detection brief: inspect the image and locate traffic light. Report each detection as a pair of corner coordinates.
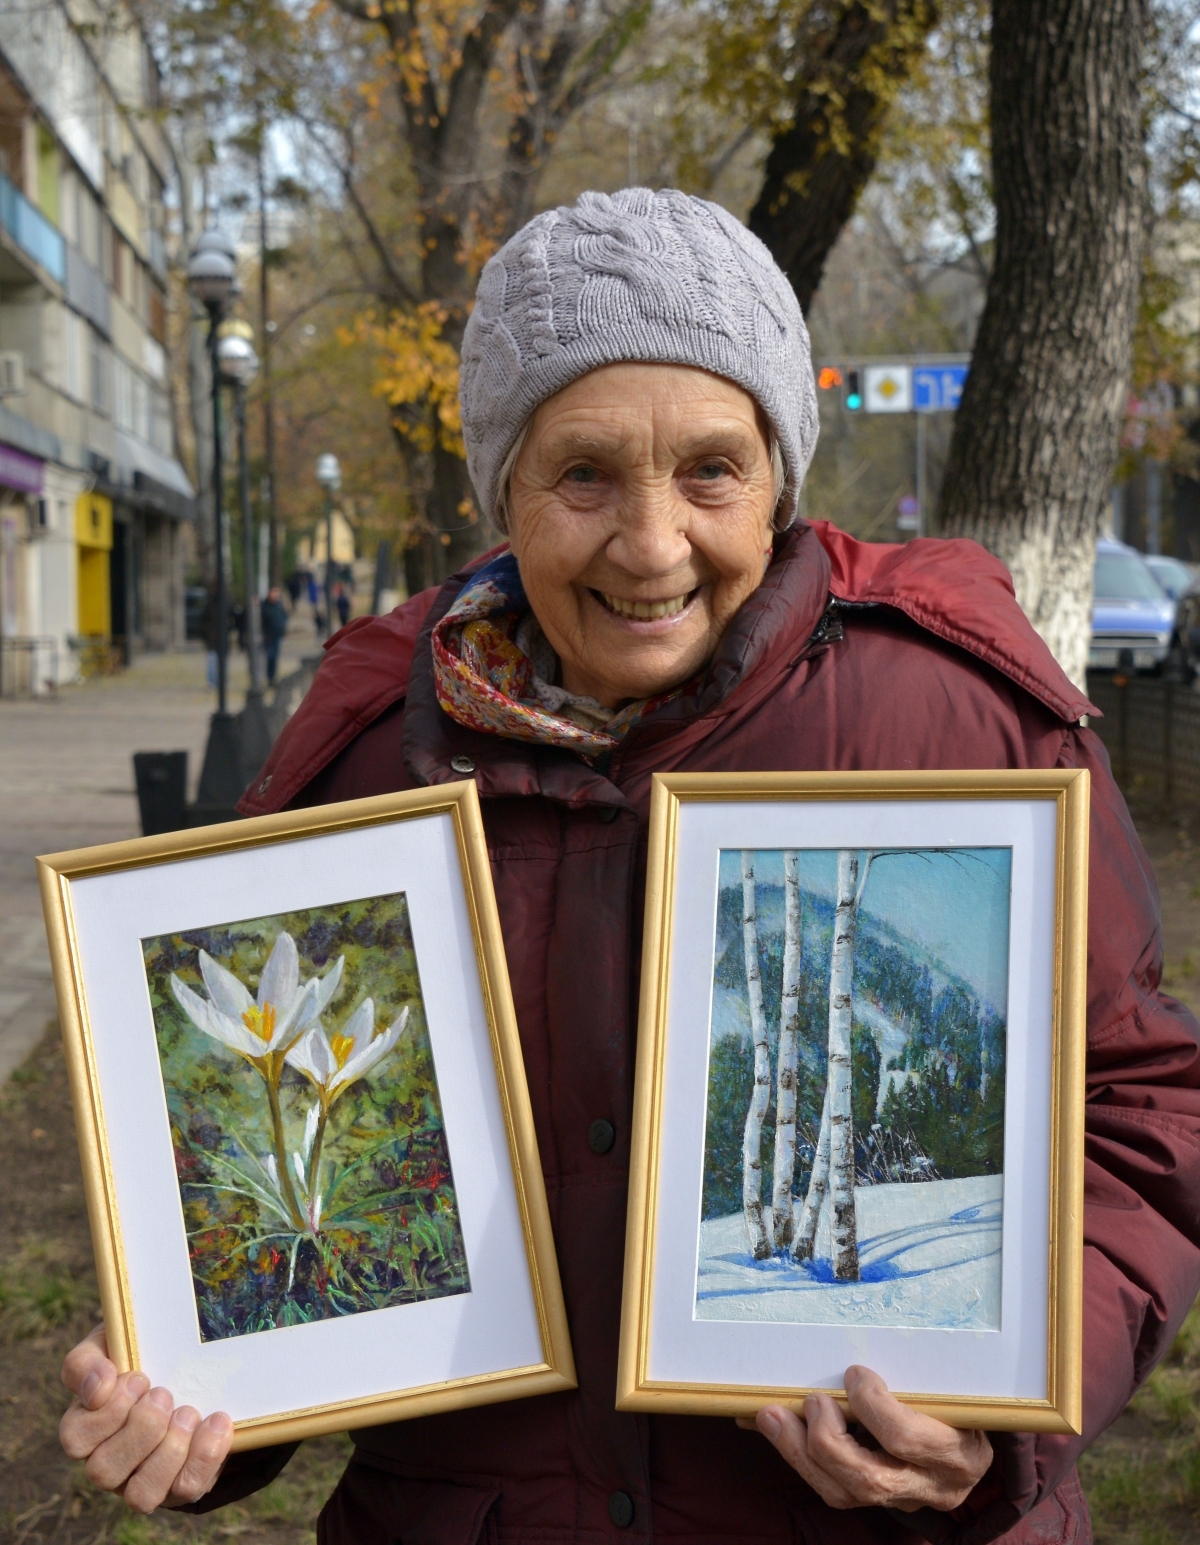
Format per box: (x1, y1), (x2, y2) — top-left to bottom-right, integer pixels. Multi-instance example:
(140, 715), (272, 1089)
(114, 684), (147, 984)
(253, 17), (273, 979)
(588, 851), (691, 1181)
(845, 369), (862, 411)
(817, 366), (843, 391)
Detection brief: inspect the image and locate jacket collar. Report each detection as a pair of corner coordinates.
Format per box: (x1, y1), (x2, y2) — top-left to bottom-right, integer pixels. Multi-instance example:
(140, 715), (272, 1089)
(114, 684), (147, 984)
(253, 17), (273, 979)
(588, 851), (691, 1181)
(402, 523), (832, 804)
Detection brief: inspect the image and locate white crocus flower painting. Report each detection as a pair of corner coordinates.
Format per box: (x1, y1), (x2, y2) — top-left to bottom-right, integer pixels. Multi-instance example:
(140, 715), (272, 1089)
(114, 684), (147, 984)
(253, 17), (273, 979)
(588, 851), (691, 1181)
(143, 894), (469, 1342)
(170, 931), (343, 1066)
(288, 1002), (411, 1105)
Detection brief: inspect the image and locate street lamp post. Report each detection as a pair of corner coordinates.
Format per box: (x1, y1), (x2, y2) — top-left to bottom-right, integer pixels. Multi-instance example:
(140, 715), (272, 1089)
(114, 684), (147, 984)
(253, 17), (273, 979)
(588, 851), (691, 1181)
(186, 231), (261, 824)
(186, 231), (236, 715)
(217, 324), (263, 694)
(316, 453), (341, 639)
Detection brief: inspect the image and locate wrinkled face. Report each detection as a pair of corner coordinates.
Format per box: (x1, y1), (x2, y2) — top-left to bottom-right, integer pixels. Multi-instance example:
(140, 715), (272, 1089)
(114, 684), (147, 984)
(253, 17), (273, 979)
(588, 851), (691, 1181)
(507, 364), (778, 708)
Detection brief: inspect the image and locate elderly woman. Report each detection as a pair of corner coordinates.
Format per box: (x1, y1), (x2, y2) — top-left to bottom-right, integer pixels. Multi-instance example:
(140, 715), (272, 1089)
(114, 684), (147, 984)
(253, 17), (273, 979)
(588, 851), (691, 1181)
(60, 189), (1200, 1544)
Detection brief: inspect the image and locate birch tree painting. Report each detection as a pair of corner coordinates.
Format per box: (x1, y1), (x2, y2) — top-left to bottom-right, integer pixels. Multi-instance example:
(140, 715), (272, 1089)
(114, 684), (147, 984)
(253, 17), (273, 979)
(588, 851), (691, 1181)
(701, 846), (1012, 1330)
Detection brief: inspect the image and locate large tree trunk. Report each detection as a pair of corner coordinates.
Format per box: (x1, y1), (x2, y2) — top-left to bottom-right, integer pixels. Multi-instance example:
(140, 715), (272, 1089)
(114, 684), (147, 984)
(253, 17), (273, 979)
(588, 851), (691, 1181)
(827, 850), (860, 1280)
(740, 852), (773, 1260)
(937, 0), (1149, 688)
(748, 0), (939, 313)
(771, 850), (803, 1250)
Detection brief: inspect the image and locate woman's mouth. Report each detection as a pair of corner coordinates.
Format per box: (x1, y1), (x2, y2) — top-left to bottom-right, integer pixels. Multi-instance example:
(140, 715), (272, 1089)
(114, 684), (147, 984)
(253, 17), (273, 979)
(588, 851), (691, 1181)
(594, 589), (697, 620)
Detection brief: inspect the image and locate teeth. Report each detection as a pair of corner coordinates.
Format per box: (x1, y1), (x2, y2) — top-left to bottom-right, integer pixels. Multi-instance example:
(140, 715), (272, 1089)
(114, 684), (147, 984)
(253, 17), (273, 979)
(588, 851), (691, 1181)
(601, 592), (689, 619)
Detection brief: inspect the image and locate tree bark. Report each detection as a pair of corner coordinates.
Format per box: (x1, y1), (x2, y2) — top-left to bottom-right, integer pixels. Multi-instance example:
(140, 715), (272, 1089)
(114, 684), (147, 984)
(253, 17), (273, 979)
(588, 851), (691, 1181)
(748, 0), (939, 314)
(827, 849), (860, 1280)
(792, 1086), (830, 1261)
(740, 852), (773, 1260)
(771, 850), (804, 1250)
(937, 0), (1149, 688)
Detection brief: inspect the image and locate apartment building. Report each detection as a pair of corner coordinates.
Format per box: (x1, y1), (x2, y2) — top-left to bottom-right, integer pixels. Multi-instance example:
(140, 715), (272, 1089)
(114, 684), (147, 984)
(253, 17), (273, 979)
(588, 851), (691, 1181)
(0, 0), (194, 690)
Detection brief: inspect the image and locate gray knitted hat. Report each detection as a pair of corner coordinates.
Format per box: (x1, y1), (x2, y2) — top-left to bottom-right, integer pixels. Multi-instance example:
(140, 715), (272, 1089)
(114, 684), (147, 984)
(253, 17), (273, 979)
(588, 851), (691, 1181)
(459, 187), (818, 528)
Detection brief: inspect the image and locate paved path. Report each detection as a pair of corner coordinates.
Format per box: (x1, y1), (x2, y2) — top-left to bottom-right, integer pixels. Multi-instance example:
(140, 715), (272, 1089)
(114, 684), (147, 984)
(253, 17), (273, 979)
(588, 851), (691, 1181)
(0, 642), (309, 1083)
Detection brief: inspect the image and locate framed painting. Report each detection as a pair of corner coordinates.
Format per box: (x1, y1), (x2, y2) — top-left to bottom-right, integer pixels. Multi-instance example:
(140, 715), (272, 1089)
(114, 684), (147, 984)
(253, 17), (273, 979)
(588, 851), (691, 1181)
(618, 770), (1088, 1433)
(38, 783), (574, 1450)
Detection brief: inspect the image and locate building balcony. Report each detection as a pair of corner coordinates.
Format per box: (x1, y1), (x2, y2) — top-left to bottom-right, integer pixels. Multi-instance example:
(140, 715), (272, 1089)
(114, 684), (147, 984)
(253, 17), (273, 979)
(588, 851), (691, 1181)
(0, 176), (65, 285)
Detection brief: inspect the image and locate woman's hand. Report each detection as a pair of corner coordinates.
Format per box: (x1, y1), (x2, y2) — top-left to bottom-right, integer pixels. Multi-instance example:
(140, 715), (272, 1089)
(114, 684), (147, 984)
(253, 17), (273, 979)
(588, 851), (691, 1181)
(739, 1365), (993, 1513)
(60, 1325), (233, 1512)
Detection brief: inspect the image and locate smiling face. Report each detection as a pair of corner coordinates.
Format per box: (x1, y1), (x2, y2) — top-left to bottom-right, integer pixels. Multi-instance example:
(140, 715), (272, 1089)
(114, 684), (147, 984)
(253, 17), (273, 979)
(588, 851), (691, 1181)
(506, 364), (779, 708)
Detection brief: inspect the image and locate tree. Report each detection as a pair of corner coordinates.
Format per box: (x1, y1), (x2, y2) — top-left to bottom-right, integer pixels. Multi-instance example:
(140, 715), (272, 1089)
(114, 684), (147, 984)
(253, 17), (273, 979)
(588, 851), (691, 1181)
(748, 0), (942, 312)
(770, 850), (804, 1248)
(936, 0), (1150, 686)
(740, 852), (773, 1260)
(326, 0), (649, 589)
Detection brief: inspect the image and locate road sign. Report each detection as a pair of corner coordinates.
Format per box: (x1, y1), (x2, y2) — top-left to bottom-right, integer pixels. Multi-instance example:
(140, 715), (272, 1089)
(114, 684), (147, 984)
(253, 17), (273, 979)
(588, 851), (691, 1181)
(864, 365), (912, 413)
(913, 363), (968, 413)
(897, 495), (920, 532)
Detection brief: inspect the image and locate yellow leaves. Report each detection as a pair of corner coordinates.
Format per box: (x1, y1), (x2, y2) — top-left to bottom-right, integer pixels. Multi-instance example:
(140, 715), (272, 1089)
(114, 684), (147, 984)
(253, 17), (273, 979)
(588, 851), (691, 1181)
(343, 304), (464, 458)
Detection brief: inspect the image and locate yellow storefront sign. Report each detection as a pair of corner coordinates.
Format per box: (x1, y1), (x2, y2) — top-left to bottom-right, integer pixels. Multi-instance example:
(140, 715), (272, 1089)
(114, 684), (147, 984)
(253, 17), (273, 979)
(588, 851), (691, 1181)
(76, 493), (112, 637)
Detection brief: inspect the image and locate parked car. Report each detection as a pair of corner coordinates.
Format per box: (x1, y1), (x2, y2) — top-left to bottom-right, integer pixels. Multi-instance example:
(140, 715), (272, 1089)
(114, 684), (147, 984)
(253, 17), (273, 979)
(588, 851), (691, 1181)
(1145, 554), (1198, 601)
(1089, 538), (1176, 673)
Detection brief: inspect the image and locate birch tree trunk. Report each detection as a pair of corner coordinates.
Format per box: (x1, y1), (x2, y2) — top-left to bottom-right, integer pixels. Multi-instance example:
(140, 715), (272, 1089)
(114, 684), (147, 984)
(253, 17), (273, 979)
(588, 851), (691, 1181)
(740, 852), (772, 1260)
(771, 850), (804, 1250)
(792, 1088), (830, 1262)
(828, 850), (860, 1280)
(937, 0), (1149, 689)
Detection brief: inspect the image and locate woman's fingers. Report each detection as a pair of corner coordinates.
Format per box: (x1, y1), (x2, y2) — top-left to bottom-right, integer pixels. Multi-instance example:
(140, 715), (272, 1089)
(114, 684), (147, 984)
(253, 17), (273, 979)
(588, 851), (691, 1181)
(753, 1404), (859, 1510)
(802, 1393), (929, 1509)
(122, 1405), (200, 1513)
(60, 1371), (150, 1461)
(165, 1412), (234, 1506)
(58, 1324), (233, 1512)
(61, 1324), (118, 1411)
(748, 1371), (994, 1513)
(84, 1385), (174, 1493)
(844, 1365), (990, 1481)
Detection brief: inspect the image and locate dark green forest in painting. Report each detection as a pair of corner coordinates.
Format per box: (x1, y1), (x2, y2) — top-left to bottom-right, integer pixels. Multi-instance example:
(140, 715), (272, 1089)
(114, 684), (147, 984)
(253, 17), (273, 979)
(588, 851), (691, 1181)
(143, 892), (469, 1341)
(702, 883), (1007, 1220)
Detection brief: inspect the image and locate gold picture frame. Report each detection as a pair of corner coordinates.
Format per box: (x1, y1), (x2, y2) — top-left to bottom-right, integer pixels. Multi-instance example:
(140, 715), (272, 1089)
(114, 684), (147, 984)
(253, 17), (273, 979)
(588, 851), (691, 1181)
(617, 770), (1088, 1435)
(39, 782), (575, 1451)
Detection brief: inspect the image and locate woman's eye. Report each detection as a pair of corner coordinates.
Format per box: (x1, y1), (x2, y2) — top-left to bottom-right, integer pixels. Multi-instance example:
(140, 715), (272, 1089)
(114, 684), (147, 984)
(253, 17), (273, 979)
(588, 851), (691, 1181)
(566, 465), (600, 484)
(694, 462), (728, 481)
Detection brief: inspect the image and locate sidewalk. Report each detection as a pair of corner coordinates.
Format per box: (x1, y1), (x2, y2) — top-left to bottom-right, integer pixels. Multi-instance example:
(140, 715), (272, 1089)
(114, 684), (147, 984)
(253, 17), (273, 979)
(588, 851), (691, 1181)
(0, 640), (309, 1084)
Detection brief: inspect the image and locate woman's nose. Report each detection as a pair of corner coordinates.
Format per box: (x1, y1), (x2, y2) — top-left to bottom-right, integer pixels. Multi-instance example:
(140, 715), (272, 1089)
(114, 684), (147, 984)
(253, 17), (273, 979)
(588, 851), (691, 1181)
(606, 484), (692, 577)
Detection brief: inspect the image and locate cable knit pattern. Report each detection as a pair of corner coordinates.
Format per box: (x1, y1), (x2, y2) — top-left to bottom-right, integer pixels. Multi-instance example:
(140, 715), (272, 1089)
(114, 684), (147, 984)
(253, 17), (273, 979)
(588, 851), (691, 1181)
(459, 187), (818, 526)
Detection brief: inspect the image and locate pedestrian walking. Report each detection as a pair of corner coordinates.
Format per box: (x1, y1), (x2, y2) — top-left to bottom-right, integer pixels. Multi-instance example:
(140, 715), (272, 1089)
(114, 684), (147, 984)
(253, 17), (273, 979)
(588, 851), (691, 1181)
(334, 581), (350, 630)
(259, 587), (288, 686)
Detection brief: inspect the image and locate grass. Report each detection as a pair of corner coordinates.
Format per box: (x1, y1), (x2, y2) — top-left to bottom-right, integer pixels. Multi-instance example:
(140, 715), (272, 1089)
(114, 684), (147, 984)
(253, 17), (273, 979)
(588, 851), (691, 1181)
(1080, 1302), (1200, 1542)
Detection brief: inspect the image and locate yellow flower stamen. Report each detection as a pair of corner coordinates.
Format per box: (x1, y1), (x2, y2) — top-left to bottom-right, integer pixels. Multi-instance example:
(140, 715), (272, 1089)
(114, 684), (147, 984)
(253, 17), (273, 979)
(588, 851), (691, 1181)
(242, 1002), (276, 1043)
(330, 1030), (356, 1069)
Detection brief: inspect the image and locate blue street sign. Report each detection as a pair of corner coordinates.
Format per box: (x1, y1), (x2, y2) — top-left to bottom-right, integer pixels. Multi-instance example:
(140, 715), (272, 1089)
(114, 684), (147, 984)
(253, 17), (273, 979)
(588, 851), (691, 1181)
(913, 364), (968, 413)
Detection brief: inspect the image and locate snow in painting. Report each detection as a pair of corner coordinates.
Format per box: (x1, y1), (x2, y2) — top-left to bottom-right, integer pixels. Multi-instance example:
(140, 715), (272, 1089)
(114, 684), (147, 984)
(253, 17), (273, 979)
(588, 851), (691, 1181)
(695, 847), (1011, 1331)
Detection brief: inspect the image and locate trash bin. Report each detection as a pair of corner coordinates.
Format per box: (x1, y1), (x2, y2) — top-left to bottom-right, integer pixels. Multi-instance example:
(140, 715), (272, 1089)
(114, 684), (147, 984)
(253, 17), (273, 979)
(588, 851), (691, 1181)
(133, 751), (188, 836)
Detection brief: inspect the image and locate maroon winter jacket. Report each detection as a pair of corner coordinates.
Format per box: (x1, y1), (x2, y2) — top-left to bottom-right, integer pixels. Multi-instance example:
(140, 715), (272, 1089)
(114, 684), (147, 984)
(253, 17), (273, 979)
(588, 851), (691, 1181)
(204, 521), (1200, 1545)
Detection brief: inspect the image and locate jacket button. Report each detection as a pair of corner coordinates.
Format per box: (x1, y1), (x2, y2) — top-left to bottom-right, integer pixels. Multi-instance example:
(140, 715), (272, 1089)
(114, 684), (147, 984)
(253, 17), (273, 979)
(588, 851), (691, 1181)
(608, 1491), (635, 1528)
(587, 1119), (616, 1155)
(450, 755), (476, 774)
(600, 805), (620, 823)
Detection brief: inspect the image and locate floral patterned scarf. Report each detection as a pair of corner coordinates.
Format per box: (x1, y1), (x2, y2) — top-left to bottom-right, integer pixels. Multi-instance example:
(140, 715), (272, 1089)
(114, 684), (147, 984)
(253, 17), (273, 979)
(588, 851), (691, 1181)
(431, 552), (681, 758)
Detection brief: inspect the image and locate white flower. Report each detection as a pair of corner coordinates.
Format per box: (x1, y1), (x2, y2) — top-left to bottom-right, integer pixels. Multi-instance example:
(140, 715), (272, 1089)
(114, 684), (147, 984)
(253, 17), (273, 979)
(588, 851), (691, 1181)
(287, 1002), (410, 1104)
(170, 932), (344, 1062)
